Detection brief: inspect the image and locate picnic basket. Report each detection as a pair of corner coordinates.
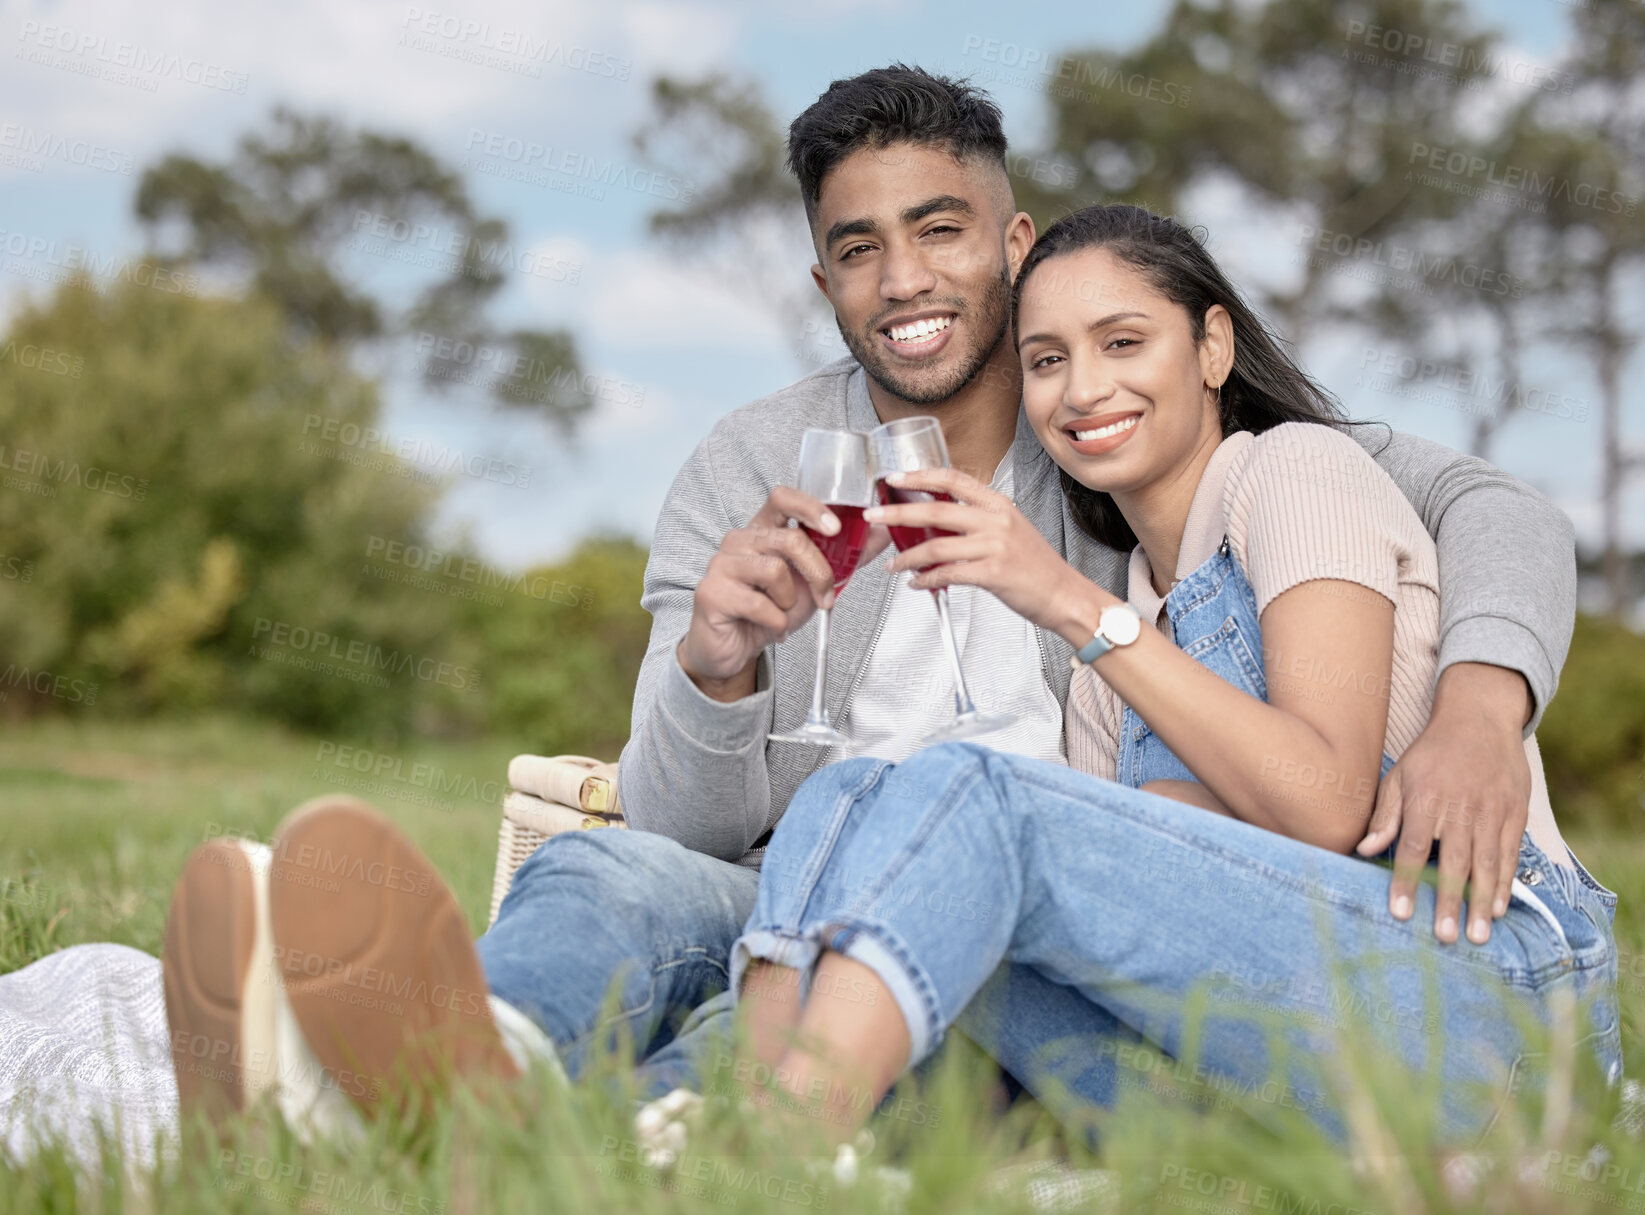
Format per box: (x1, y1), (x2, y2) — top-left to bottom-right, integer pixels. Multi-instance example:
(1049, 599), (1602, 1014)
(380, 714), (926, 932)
(488, 755), (624, 927)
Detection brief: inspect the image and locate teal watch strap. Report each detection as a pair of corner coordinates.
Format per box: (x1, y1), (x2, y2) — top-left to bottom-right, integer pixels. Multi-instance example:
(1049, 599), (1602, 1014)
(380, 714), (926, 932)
(1070, 603), (1141, 668)
(1074, 631), (1115, 664)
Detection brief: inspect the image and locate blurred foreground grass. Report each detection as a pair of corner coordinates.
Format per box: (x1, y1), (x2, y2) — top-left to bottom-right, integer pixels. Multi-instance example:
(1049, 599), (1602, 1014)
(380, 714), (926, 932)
(3, 715), (1645, 1213)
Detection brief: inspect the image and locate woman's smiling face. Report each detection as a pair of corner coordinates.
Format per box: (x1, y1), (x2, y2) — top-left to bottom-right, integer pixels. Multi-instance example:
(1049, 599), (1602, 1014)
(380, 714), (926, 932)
(1016, 246), (1228, 498)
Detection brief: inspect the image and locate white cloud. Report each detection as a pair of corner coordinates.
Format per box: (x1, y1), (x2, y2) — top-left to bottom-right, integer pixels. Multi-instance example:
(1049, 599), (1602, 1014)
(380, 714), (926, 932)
(618, 3), (739, 76)
(522, 241), (791, 352)
(0, 0), (607, 162)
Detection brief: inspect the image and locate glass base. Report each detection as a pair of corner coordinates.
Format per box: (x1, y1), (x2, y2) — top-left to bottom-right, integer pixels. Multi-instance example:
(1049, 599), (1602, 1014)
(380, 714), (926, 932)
(922, 709), (1018, 745)
(768, 720), (849, 747)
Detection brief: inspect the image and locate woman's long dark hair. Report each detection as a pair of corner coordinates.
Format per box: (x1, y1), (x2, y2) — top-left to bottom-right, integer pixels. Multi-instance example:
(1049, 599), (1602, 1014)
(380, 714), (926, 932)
(1011, 204), (1377, 551)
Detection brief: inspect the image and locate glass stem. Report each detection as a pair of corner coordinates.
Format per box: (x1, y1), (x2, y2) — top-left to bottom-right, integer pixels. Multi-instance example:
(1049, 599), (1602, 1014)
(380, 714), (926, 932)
(932, 587), (977, 718)
(806, 606), (832, 726)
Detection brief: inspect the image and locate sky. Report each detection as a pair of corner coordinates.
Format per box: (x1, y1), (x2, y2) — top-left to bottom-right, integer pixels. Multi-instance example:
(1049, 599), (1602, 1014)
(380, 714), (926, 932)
(1, 0), (1638, 582)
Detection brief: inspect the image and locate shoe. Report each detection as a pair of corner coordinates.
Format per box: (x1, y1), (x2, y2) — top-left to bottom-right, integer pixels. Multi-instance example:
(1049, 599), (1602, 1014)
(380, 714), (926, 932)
(163, 836), (277, 1119)
(164, 796), (523, 1132)
(162, 834), (359, 1138)
(265, 796), (520, 1116)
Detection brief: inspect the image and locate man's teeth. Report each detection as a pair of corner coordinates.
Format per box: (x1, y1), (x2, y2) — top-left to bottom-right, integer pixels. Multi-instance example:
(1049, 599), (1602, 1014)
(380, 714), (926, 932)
(886, 316), (953, 343)
(1072, 416), (1139, 442)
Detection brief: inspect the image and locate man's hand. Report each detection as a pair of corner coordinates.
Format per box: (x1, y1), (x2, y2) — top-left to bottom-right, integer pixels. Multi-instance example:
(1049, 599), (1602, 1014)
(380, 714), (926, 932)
(676, 487), (888, 703)
(1356, 662), (1533, 945)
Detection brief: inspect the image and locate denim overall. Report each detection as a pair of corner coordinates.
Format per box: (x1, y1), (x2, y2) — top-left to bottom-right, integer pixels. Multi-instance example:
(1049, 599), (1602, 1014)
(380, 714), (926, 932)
(1114, 536), (1396, 790)
(1111, 537), (1621, 1088)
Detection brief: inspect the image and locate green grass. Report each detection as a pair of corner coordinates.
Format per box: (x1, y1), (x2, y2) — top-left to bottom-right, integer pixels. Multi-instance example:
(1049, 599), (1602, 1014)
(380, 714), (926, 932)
(0, 716), (517, 971)
(2, 715), (1644, 1213)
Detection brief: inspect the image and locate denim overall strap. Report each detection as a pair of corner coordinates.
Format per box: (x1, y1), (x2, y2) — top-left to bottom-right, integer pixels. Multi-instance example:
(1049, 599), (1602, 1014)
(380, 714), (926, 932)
(1115, 538), (1398, 793)
(1117, 539), (1266, 789)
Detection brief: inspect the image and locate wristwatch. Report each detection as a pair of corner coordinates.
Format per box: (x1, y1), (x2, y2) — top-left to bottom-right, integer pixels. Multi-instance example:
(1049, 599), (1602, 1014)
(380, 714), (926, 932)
(1070, 603), (1142, 667)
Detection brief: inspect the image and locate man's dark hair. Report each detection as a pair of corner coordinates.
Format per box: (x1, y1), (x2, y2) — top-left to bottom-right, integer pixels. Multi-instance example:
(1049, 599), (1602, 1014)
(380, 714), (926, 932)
(786, 64), (1008, 224)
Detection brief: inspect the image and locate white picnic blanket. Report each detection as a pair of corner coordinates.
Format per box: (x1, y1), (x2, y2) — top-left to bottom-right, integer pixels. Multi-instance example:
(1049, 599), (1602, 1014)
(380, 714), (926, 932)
(0, 944), (176, 1175)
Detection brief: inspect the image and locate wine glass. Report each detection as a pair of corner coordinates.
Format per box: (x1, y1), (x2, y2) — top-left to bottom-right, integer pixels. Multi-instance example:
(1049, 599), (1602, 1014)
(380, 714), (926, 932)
(867, 416), (1018, 744)
(767, 429), (873, 746)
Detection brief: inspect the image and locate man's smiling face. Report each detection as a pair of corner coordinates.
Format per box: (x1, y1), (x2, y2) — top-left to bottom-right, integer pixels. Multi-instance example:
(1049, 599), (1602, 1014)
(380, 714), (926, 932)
(809, 142), (1019, 407)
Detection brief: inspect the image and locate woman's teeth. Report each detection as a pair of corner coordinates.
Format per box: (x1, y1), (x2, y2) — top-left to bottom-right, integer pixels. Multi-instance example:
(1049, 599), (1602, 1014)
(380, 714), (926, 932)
(1072, 416), (1139, 442)
(886, 316), (953, 343)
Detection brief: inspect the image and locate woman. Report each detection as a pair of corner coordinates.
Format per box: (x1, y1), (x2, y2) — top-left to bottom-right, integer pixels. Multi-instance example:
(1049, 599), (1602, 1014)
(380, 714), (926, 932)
(725, 204), (1620, 1144)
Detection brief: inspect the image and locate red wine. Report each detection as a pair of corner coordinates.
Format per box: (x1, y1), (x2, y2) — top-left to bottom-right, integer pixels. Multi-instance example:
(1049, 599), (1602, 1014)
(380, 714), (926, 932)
(876, 482), (957, 559)
(802, 503), (871, 591)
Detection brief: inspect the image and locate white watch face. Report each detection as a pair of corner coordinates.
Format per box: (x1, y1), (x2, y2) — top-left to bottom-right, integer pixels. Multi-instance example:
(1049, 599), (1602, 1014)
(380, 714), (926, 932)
(1100, 605), (1141, 647)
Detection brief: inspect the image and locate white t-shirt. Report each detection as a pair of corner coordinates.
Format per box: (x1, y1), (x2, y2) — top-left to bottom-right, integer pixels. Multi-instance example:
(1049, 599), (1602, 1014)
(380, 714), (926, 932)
(837, 456), (1067, 766)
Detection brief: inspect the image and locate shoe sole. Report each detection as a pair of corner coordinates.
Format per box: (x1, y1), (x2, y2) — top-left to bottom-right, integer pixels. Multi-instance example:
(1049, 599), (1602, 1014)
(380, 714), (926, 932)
(163, 838), (279, 1120)
(267, 796), (517, 1116)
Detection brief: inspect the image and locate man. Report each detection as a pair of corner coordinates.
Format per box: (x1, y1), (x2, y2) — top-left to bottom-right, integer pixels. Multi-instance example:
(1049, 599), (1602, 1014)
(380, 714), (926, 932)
(163, 65), (1574, 1125)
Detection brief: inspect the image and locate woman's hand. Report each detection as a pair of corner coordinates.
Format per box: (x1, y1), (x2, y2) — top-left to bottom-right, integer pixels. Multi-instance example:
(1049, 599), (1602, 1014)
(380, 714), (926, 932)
(865, 467), (1101, 630)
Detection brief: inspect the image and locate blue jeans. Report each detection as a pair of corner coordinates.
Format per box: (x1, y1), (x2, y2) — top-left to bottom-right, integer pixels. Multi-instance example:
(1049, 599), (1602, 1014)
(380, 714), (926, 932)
(476, 830), (757, 1095)
(733, 743), (1622, 1139)
(474, 826), (1070, 1101)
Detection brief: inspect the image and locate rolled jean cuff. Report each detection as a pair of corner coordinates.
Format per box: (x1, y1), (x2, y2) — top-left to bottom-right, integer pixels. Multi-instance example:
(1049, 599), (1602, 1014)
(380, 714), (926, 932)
(732, 920), (941, 1068)
(730, 929), (823, 1001)
(829, 921), (942, 1069)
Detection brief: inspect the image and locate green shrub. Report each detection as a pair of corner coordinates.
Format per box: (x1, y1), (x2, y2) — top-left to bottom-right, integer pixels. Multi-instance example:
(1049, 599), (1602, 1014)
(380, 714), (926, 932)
(457, 536), (652, 759)
(1537, 613), (1645, 831)
(0, 277), (653, 754)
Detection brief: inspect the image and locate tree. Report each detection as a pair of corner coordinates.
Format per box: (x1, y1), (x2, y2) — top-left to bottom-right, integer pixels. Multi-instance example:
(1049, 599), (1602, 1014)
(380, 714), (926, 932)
(1527, 0), (1645, 617)
(0, 276), (456, 734)
(631, 75), (834, 367)
(1014, 0), (1499, 343)
(1369, 99), (1568, 465)
(136, 108), (592, 431)
(0, 275), (655, 749)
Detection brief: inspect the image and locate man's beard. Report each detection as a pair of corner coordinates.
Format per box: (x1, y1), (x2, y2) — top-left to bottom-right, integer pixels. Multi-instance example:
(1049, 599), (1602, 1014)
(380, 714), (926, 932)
(837, 267), (1012, 407)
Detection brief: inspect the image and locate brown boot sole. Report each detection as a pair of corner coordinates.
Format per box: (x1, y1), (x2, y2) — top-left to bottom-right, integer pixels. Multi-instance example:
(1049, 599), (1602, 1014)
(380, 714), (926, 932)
(267, 796), (517, 1117)
(162, 838), (274, 1120)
